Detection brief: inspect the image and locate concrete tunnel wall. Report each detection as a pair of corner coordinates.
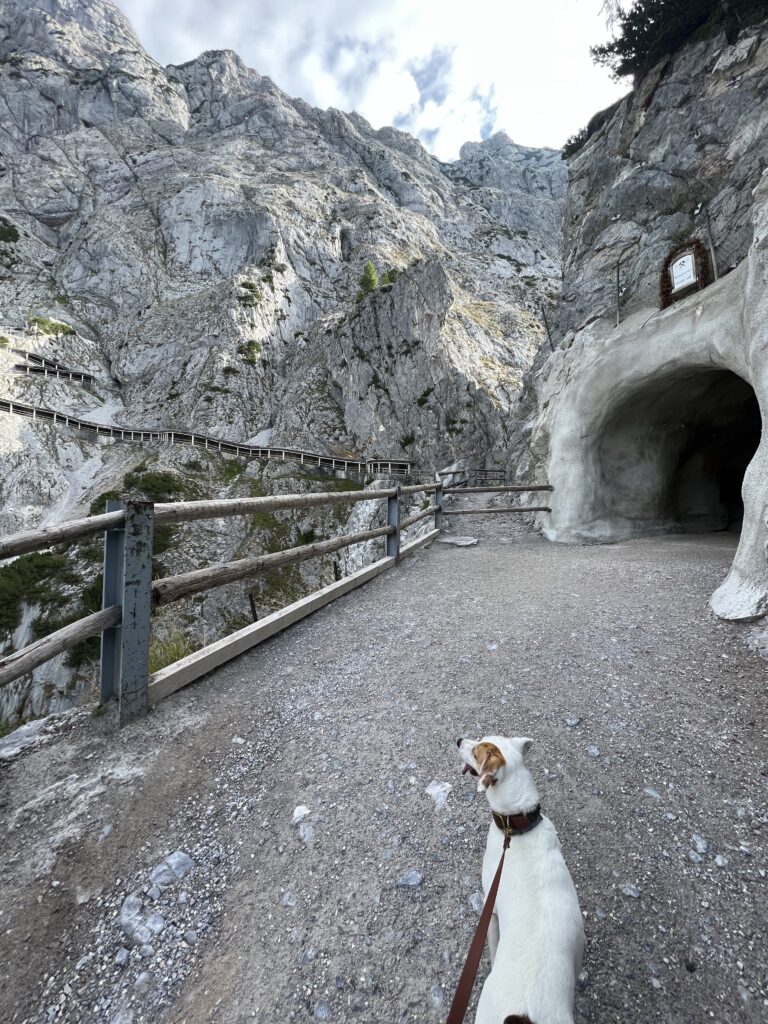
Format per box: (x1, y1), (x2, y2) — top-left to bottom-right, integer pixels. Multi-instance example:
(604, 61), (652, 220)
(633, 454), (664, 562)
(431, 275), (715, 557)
(596, 368), (761, 536)
(538, 255), (768, 620)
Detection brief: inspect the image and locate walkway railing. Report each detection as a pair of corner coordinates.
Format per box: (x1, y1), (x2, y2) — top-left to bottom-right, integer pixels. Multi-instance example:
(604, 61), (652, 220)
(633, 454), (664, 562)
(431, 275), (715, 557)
(443, 483), (553, 515)
(0, 399), (412, 478)
(11, 348), (95, 389)
(0, 483), (442, 724)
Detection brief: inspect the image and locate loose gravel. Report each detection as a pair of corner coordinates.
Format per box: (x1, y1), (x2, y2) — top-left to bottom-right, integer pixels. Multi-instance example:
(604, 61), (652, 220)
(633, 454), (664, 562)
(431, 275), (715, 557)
(1, 520), (766, 1024)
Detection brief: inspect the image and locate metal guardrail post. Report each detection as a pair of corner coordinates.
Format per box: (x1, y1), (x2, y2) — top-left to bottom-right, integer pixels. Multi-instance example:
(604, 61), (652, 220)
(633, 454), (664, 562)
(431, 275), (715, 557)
(100, 499), (154, 722)
(435, 481), (444, 531)
(100, 499), (126, 704)
(119, 501), (154, 724)
(387, 485), (401, 562)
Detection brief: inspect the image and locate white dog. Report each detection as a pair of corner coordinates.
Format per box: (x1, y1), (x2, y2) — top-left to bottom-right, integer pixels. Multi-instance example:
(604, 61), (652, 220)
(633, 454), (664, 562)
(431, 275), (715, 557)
(457, 735), (585, 1024)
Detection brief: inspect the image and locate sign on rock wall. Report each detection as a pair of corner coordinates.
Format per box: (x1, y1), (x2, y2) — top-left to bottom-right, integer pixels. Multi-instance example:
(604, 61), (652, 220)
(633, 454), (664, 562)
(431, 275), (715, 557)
(670, 251), (697, 291)
(660, 238), (712, 309)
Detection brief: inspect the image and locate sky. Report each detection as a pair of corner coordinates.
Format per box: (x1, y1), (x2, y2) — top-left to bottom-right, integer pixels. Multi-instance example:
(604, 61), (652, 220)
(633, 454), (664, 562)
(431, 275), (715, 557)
(113, 0), (629, 161)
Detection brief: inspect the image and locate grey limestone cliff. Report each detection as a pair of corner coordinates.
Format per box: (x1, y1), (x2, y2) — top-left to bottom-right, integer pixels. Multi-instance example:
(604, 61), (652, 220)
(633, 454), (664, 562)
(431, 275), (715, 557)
(515, 18), (768, 623)
(0, 0), (565, 724)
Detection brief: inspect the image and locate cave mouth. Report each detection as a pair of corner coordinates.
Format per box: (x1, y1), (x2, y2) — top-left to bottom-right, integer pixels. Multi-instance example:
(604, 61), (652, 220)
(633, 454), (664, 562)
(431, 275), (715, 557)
(596, 368), (761, 535)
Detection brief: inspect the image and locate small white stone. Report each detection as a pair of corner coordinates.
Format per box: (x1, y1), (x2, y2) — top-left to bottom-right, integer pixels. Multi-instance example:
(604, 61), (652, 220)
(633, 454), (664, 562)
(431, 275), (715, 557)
(291, 805), (310, 825)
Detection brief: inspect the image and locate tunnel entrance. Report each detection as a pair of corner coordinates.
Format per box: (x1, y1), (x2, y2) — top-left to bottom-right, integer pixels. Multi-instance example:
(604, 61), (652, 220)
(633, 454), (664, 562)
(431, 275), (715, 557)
(596, 369), (761, 535)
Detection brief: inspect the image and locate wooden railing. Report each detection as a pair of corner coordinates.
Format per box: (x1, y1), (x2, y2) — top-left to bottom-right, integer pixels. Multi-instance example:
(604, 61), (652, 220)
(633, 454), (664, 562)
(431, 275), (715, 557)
(438, 467), (507, 488)
(0, 399), (412, 479)
(0, 483), (442, 724)
(442, 483), (553, 516)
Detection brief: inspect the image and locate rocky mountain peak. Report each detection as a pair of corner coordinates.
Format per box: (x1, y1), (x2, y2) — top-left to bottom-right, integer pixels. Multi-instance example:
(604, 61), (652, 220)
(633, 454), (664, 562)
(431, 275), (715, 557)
(0, 0), (568, 728)
(1, 0), (189, 133)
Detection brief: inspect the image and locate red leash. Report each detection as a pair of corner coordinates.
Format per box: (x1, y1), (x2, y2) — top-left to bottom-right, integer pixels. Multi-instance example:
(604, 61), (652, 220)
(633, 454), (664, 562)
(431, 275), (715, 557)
(445, 833), (511, 1024)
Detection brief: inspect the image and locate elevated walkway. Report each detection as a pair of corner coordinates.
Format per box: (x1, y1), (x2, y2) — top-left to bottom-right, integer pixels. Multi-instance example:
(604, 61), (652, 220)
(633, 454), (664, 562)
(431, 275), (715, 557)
(0, 397), (412, 477)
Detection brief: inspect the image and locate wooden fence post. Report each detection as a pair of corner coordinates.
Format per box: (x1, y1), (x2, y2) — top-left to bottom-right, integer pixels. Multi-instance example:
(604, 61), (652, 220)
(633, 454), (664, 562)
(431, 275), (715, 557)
(387, 485), (401, 562)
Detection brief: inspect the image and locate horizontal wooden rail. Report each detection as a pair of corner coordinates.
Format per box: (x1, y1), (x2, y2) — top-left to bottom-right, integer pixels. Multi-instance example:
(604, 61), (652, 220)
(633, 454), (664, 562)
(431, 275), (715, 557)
(399, 483), (439, 496)
(148, 526), (441, 705)
(443, 506), (552, 515)
(149, 555), (395, 704)
(0, 489), (407, 560)
(0, 605), (121, 689)
(445, 484), (553, 494)
(0, 510), (126, 560)
(153, 489), (396, 525)
(401, 504), (438, 530)
(153, 524), (394, 606)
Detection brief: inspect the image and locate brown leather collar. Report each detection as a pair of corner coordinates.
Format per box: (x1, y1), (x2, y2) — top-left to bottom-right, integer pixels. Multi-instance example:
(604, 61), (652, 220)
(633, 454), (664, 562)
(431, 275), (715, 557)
(492, 804), (543, 836)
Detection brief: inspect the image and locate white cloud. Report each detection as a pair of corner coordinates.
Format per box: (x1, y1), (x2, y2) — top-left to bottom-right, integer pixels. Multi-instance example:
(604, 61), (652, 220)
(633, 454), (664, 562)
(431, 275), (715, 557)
(115, 0), (628, 159)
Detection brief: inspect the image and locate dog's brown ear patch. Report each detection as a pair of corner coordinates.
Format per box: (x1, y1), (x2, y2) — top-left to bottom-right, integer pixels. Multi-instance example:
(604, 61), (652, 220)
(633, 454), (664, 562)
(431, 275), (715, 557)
(473, 741), (505, 788)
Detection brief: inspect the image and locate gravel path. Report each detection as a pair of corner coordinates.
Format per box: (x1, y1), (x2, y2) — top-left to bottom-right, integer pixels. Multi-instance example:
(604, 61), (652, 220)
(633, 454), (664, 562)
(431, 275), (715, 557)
(1, 523), (766, 1024)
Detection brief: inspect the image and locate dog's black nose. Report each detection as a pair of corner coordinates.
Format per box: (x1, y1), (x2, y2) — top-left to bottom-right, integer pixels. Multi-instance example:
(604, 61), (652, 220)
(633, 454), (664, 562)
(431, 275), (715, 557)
(456, 737), (463, 747)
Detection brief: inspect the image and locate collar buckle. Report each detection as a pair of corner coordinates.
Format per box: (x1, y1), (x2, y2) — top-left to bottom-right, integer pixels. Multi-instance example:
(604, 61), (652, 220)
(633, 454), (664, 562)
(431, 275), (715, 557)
(492, 804), (543, 837)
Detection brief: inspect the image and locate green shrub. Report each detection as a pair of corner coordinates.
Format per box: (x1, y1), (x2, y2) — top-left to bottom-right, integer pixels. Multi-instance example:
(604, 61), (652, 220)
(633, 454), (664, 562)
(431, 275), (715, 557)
(149, 631), (196, 673)
(562, 127), (590, 159)
(30, 571), (104, 669)
(219, 458), (244, 483)
(0, 217), (19, 243)
(122, 469), (187, 502)
(416, 386), (434, 407)
(152, 524), (176, 558)
(28, 314), (75, 336)
(237, 340), (262, 364)
(88, 490), (123, 516)
(0, 552), (75, 633)
(400, 433), (415, 448)
(0, 335), (9, 348)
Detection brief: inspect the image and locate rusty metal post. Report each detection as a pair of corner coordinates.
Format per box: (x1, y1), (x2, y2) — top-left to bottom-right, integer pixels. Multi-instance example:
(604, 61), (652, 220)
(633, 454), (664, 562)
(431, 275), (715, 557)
(387, 485), (401, 562)
(539, 302), (555, 353)
(99, 499), (125, 704)
(118, 501), (154, 724)
(702, 201), (719, 281)
(616, 243), (636, 329)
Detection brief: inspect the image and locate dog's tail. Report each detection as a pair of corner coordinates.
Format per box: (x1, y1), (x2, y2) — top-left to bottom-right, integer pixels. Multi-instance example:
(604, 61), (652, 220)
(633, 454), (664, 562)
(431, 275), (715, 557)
(503, 1017), (534, 1024)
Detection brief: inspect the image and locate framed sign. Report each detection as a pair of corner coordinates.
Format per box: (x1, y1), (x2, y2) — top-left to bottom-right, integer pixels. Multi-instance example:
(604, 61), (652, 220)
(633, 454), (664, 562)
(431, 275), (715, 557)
(670, 251), (697, 291)
(660, 238), (712, 309)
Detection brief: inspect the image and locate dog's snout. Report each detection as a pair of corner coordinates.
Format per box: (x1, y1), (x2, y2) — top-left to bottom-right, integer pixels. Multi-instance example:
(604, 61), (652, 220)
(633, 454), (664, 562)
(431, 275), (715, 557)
(456, 737), (463, 748)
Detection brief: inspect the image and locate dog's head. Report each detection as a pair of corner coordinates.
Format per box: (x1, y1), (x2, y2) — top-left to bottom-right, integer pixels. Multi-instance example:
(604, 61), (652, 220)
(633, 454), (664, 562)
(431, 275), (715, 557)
(456, 734), (533, 792)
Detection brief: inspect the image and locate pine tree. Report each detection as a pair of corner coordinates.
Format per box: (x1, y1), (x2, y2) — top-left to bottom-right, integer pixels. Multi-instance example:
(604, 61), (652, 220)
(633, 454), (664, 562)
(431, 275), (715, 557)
(591, 0), (765, 79)
(359, 260), (378, 295)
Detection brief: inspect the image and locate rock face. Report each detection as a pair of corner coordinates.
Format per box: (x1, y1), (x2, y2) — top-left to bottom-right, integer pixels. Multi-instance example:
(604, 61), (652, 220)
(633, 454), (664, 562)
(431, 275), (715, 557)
(0, 0), (565, 725)
(0, 0), (565, 486)
(556, 24), (768, 336)
(517, 20), (768, 621)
